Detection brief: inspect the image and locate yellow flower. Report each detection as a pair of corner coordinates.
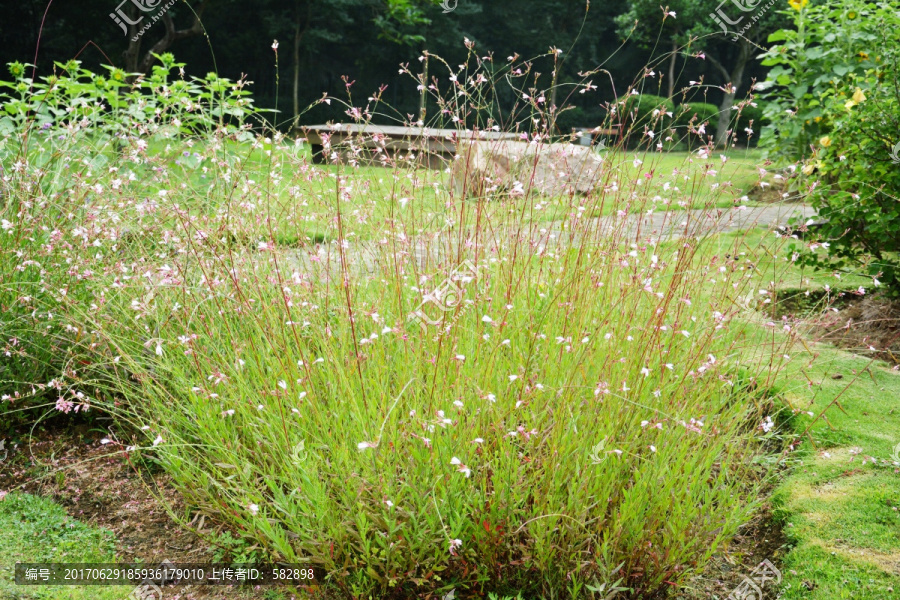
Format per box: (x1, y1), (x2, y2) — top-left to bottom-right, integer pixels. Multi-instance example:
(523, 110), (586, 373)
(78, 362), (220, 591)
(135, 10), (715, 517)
(845, 87), (867, 109)
(802, 160), (823, 175)
(788, 0), (809, 10)
(820, 136), (832, 147)
(848, 11), (857, 19)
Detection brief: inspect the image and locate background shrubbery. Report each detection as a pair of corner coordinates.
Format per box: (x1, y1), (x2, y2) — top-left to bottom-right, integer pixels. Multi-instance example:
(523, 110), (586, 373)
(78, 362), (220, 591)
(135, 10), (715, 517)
(761, 0), (900, 293)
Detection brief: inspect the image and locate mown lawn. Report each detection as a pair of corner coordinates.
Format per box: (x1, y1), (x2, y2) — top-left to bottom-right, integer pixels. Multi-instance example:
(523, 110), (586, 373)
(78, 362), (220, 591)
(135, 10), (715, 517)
(0, 493), (126, 600)
(696, 227), (900, 599)
(75, 139), (772, 248)
(773, 346), (900, 600)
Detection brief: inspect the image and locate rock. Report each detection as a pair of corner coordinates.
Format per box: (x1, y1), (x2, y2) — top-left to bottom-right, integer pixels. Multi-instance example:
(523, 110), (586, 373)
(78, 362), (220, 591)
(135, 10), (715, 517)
(450, 140), (604, 198)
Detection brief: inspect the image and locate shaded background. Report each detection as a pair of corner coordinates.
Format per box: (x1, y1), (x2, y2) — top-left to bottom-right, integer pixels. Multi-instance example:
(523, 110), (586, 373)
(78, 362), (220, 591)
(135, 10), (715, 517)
(0, 0), (772, 130)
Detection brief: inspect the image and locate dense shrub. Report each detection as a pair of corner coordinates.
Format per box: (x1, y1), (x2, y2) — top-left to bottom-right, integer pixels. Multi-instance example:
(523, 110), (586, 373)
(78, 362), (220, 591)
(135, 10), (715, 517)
(553, 105), (608, 137)
(760, 0), (900, 293)
(734, 103), (767, 147)
(620, 94), (675, 148)
(622, 93), (674, 125)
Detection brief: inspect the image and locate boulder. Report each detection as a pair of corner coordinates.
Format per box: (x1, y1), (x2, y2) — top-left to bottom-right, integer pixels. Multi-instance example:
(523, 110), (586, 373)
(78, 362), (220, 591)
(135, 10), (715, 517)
(450, 140), (604, 197)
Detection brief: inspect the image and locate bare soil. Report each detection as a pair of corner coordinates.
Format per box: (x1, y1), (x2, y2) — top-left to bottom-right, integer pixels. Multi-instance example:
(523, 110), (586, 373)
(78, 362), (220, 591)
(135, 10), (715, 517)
(0, 419), (293, 600)
(791, 295), (900, 366)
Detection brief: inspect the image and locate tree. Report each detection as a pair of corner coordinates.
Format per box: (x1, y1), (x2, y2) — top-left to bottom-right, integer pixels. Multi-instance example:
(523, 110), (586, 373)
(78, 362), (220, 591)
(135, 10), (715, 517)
(616, 0), (785, 146)
(252, 0), (438, 126)
(122, 0), (212, 75)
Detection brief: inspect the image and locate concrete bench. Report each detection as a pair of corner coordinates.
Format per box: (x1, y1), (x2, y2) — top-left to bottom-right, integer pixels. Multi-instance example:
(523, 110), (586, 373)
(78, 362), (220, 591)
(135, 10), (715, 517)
(297, 124), (520, 168)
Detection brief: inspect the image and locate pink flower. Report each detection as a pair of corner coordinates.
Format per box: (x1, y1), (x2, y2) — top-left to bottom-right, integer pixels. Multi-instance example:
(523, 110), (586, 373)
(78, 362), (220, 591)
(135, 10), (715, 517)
(450, 457), (471, 478)
(449, 538), (462, 555)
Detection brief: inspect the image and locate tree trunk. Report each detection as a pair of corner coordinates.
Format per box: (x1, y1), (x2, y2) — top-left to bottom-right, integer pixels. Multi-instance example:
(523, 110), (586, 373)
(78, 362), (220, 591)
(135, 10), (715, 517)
(667, 40), (677, 100)
(715, 91), (737, 148)
(123, 0), (210, 77)
(123, 5), (142, 74)
(709, 39), (751, 149)
(419, 52), (428, 124)
(292, 1), (312, 128)
(293, 17), (301, 127)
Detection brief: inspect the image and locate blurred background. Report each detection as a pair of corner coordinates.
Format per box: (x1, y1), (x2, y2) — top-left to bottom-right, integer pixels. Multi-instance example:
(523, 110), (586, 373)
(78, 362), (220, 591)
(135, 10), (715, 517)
(0, 0), (777, 131)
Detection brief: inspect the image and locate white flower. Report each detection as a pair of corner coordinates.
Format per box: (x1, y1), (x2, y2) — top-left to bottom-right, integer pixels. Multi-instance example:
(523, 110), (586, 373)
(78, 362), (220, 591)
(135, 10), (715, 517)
(481, 315), (493, 323)
(248, 503), (260, 515)
(449, 538), (462, 555)
(152, 435), (163, 446)
(357, 441), (378, 451)
(450, 457), (471, 477)
(271, 40), (279, 50)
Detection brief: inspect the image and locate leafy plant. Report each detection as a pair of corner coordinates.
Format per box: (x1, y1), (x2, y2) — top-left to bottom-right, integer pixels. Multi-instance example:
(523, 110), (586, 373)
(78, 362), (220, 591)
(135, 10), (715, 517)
(760, 0), (900, 293)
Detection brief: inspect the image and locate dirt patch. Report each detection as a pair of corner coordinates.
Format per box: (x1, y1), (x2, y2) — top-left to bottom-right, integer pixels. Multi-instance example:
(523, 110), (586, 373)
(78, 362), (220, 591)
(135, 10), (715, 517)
(0, 420), (284, 600)
(793, 295), (900, 365)
(680, 505), (790, 599)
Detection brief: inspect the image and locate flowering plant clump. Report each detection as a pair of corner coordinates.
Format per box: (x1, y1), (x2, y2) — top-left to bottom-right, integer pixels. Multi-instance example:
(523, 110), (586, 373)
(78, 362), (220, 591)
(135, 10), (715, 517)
(0, 57), (260, 423)
(760, 0), (900, 294)
(1, 48), (802, 597)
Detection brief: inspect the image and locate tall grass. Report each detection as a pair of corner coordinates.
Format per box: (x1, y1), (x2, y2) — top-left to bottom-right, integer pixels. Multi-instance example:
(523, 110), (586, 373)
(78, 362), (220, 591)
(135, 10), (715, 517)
(1, 47), (800, 598)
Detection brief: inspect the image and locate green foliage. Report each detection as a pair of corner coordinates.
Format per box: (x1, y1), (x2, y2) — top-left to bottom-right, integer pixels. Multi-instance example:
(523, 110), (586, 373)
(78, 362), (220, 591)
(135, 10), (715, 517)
(0, 493), (125, 600)
(0, 57), (259, 139)
(758, 0), (895, 158)
(614, 0), (721, 47)
(0, 60), (261, 417)
(760, 0), (900, 293)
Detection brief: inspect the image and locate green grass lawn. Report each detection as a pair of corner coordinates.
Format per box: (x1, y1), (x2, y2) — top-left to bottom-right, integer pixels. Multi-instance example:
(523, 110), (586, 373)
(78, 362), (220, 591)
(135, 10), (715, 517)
(693, 228), (899, 599)
(773, 345), (900, 599)
(73, 138), (773, 249)
(0, 493), (128, 600)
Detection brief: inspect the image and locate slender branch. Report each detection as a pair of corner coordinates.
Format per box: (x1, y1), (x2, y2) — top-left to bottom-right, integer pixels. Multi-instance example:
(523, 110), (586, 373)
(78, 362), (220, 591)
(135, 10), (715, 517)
(137, 0), (211, 74)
